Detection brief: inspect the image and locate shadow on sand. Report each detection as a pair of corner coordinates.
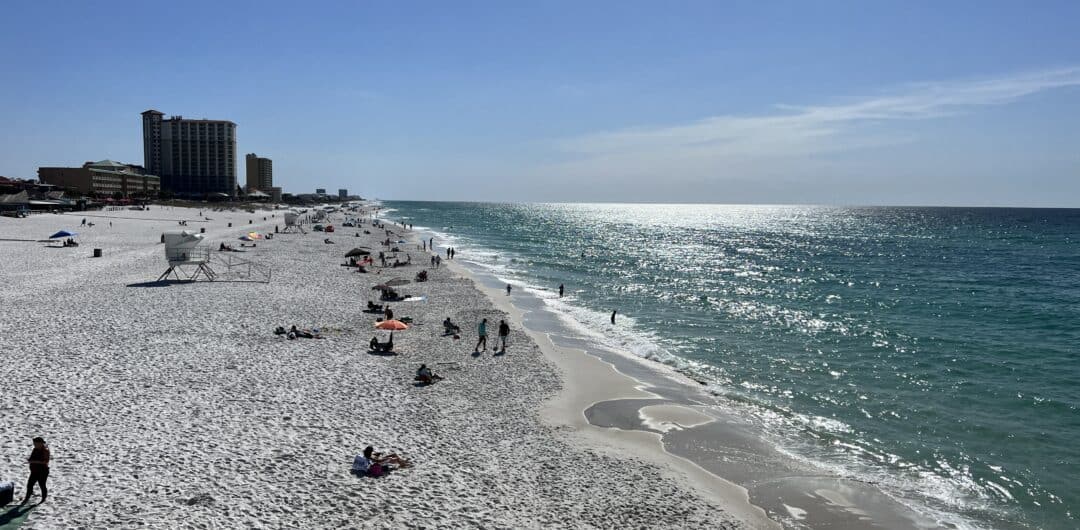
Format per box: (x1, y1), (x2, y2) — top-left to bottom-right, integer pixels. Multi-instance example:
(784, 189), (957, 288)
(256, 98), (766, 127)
(125, 280), (194, 288)
(0, 503), (36, 529)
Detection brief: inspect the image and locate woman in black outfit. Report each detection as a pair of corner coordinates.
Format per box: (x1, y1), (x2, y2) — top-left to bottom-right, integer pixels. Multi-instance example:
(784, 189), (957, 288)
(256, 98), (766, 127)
(22, 437), (50, 504)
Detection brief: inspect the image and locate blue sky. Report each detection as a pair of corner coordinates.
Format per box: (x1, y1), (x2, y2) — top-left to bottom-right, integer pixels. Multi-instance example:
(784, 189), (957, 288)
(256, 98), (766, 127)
(1, 1), (1079, 206)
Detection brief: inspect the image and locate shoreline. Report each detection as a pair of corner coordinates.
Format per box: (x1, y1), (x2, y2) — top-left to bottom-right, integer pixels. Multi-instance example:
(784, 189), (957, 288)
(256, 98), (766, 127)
(398, 212), (962, 529)
(436, 256), (779, 529)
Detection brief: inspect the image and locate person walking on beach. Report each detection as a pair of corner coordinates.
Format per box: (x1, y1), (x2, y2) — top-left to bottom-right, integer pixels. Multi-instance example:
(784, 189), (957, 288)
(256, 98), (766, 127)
(506, 284), (512, 296)
(450, 247), (455, 259)
(498, 320), (510, 352)
(611, 310), (617, 325)
(21, 437), (49, 504)
(558, 284), (564, 297)
(475, 318), (488, 352)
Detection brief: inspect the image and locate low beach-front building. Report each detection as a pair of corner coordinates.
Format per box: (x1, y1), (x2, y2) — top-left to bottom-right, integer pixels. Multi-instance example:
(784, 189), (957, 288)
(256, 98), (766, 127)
(39, 160), (161, 198)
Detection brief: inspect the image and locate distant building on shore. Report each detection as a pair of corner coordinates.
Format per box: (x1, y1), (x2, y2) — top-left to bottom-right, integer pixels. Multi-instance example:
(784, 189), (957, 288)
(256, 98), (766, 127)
(316, 188), (326, 195)
(38, 160), (161, 197)
(142, 109), (236, 197)
(245, 153), (273, 193)
(338, 188), (348, 199)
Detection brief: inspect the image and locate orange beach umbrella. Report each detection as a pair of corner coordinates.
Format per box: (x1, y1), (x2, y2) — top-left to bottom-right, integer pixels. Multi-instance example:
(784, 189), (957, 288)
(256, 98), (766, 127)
(375, 320), (409, 331)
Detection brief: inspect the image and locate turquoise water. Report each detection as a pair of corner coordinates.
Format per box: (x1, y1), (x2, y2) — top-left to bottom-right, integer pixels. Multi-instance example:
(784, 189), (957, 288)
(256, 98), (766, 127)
(384, 202), (1079, 528)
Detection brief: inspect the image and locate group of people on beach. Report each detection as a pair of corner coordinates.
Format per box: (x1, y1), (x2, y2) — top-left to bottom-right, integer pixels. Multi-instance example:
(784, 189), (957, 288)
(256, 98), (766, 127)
(474, 318), (512, 353)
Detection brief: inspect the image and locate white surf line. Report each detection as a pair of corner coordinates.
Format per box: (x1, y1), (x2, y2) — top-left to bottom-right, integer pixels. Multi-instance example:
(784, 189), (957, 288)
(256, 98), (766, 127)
(433, 254), (780, 530)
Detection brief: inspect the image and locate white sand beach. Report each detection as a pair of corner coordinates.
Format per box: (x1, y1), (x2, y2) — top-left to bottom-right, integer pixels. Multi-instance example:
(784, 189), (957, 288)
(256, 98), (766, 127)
(0, 206), (773, 528)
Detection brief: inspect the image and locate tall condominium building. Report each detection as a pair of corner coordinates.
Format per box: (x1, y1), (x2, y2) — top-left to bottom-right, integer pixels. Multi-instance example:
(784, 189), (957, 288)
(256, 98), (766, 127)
(141, 109), (237, 196)
(245, 153), (273, 192)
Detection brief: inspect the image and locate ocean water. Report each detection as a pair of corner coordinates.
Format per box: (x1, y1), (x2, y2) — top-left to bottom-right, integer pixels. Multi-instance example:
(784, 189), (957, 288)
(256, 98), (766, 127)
(383, 201), (1079, 529)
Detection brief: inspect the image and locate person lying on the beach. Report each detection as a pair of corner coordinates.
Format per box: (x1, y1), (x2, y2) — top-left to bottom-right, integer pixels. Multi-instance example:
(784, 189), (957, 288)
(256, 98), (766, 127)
(274, 326), (287, 335)
(366, 301), (384, 311)
(324, 238), (334, 244)
(352, 446), (410, 477)
(442, 318), (460, 335)
(288, 325), (318, 339)
(415, 364), (443, 385)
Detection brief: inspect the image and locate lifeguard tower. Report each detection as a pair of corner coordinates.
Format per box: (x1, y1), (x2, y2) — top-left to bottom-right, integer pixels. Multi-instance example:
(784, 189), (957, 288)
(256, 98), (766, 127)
(282, 210), (305, 233)
(157, 230), (271, 283)
(159, 230), (215, 281)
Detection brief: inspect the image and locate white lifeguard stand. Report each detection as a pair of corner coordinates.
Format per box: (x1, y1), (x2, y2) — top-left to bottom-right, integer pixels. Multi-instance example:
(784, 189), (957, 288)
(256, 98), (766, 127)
(282, 210), (305, 233)
(156, 230), (272, 283)
(159, 230), (215, 281)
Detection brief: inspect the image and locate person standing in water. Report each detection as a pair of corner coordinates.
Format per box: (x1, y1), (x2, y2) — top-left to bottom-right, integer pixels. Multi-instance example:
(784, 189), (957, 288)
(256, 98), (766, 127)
(21, 437), (49, 504)
(558, 284), (564, 297)
(611, 310), (617, 325)
(475, 318), (488, 352)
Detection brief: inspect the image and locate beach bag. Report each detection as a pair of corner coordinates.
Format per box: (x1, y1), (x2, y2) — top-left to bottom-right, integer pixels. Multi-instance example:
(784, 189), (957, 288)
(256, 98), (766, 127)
(368, 462), (384, 478)
(0, 480), (13, 506)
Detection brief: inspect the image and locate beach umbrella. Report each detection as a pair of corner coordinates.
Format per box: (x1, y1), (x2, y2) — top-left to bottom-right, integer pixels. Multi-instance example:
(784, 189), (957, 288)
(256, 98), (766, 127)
(372, 284), (391, 290)
(345, 248), (371, 257)
(49, 230), (77, 239)
(385, 278), (410, 286)
(375, 320), (409, 330)
(247, 232), (263, 240)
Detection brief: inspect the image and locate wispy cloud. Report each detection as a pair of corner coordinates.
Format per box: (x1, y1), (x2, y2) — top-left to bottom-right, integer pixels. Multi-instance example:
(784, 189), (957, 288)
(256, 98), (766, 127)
(551, 67), (1080, 177)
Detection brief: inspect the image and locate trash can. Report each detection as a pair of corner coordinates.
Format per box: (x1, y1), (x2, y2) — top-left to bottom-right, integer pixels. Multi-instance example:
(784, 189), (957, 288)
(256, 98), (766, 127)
(93, 248), (103, 258)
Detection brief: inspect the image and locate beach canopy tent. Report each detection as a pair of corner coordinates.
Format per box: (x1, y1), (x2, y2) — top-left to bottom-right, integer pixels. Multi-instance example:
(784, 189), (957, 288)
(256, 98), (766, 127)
(345, 248), (370, 257)
(49, 230), (77, 239)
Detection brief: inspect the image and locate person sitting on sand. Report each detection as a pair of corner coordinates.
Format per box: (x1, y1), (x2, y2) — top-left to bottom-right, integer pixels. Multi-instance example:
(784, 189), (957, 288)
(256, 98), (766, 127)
(367, 301), (383, 312)
(324, 238), (334, 244)
(415, 364), (443, 385)
(352, 446), (410, 477)
(369, 333), (394, 352)
(274, 326), (287, 335)
(443, 318), (460, 334)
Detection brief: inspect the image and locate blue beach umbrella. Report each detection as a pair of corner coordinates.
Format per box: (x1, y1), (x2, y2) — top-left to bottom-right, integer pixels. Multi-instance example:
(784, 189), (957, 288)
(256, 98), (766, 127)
(49, 230), (77, 239)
